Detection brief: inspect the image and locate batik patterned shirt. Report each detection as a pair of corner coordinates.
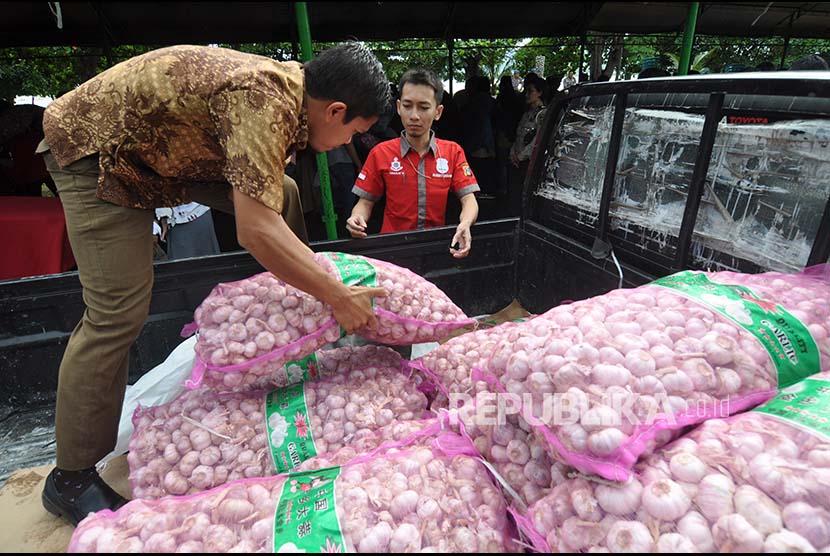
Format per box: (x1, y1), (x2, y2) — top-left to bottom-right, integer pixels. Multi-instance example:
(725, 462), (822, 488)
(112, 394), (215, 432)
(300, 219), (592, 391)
(42, 45), (308, 213)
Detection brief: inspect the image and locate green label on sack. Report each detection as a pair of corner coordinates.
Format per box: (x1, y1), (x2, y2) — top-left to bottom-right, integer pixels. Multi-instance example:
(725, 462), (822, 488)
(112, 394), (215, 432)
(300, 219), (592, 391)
(284, 353), (322, 385)
(265, 384), (318, 474)
(322, 252), (377, 288)
(651, 271), (820, 388)
(321, 252), (377, 337)
(754, 375), (830, 440)
(273, 466), (344, 553)
(477, 316), (530, 329)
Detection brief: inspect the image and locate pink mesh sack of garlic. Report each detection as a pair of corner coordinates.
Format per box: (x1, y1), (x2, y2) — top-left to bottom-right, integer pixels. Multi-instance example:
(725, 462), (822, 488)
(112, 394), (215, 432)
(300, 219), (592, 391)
(413, 266), (830, 481)
(514, 372), (830, 553)
(184, 251), (475, 392)
(195, 341), (403, 393)
(455, 398), (573, 509)
(128, 347), (429, 499)
(412, 323), (571, 509)
(71, 423), (521, 553)
(296, 418), (440, 472)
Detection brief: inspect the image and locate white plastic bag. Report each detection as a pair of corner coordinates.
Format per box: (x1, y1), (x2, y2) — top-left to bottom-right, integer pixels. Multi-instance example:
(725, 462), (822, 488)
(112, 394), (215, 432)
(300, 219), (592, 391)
(99, 336), (197, 467)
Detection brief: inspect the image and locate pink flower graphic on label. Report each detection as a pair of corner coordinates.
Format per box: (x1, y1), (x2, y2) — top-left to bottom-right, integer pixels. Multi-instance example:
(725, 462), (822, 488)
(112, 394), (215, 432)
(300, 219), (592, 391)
(321, 537), (342, 553)
(738, 291), (780, 314)
(307, 361), (319, 380)
(294, 411), (309, 439)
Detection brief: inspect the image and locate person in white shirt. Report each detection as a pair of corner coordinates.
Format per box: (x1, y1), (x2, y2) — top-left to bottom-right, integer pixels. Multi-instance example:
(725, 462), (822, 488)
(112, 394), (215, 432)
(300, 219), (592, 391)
(560, 70), (577, 91)
(153, 202), (220, 260)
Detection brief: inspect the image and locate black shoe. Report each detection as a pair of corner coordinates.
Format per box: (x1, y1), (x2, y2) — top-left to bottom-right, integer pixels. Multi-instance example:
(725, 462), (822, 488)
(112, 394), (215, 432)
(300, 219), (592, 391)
(42, 468), (128, 526)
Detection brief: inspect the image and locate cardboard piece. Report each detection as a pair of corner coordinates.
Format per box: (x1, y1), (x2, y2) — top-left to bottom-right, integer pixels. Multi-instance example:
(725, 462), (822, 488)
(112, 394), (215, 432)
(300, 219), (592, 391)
(0, 456), (131, 552)
(474, 298), (533, 328)
(438, 298), (533, 344)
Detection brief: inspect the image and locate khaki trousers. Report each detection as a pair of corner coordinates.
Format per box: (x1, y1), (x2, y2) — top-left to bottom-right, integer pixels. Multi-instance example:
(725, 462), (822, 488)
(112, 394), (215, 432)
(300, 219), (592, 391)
(43, 150), (307, 469)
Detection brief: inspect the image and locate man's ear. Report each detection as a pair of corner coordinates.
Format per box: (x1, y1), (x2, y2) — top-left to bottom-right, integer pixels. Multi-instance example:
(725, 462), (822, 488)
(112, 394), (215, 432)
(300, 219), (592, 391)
(434, 104), (444, 121)
(396, 98), (402, 117)
(326, 101), (348, 122)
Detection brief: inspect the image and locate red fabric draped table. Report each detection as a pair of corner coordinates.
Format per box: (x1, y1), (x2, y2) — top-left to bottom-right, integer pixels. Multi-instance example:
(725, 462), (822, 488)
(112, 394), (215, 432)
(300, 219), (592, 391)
(0, 196), (75, 280)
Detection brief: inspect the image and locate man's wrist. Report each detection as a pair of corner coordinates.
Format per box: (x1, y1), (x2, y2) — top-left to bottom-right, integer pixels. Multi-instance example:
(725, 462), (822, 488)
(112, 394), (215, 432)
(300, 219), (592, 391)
(320, 280), (350, 307)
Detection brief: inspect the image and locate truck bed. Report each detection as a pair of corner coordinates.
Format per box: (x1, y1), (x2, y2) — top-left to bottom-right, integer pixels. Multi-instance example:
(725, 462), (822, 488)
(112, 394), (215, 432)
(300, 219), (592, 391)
(0, 219), (523, 486)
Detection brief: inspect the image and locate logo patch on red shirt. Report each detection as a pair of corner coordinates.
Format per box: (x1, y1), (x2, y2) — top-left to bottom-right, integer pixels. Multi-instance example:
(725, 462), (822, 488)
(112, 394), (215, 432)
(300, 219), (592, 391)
(462, 163), (472, 177)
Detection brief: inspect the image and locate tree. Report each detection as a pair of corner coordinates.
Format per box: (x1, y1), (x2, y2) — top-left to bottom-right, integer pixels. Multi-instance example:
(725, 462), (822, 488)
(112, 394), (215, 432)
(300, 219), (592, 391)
(3, 35), (830, 101)
(0, 45), (161, 99)
(589, 33), (624, 80)
(453, 38), (524, 89)
(511, 38), (581, 79)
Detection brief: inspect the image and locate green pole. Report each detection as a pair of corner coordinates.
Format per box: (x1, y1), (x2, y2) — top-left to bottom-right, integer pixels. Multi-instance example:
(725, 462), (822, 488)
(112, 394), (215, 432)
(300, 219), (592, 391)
(295, 2), (338, 240)
(678, 2), (700, 76)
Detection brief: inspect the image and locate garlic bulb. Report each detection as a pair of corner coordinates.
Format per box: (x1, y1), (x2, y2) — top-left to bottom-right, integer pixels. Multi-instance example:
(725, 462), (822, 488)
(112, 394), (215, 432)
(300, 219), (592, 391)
(783, 502), (830, 548)
(712, 514), (764, 552)
(677, 511), (715, 552)
(642, 479), (691, 521)
(656, 533), (699, 553)
(763, 530), (816, 553)
(605, 521), (654, 552)
(695, 474), (735, 522)
(669, 452), (708, 483)
(734, 485), (782, 536)
(595, 478), (643, 516)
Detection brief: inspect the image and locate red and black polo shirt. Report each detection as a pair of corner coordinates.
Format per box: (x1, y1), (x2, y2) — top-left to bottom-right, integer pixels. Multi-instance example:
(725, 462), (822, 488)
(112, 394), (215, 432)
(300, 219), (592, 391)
(352, 132), (479, 233)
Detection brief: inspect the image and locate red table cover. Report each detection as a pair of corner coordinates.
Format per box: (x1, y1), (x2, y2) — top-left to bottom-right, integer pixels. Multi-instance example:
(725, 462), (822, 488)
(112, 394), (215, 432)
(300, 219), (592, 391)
(0, 196), (76, 280)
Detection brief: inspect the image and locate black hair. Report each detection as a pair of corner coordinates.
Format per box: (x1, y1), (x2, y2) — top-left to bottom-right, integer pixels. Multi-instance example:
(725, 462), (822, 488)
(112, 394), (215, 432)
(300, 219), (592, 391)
(398, 68), (444, 105)
(523, 71), (540, 87)
(498, 75), (514, 95)
(473, 75), (491, 94)
(638, 67), (670, 79)
(790, 54), (829, 71)
(525, 75), (547, 96)
(304, 41), (391, 123)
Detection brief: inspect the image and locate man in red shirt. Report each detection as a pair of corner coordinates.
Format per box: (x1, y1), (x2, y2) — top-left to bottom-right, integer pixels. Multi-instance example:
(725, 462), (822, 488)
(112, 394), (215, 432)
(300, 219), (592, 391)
(346, 69), (479, 258)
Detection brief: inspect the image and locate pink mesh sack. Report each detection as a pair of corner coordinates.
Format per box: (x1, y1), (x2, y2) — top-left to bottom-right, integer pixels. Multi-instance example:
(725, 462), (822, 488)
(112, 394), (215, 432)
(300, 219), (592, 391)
(128, 348), (428, 499)
(515, 372), (830, 552)
(413, 266), (830, 481)
(72, 424), (520, 553)
(185, 252), (474, 392)
(453, 404), (573, 509)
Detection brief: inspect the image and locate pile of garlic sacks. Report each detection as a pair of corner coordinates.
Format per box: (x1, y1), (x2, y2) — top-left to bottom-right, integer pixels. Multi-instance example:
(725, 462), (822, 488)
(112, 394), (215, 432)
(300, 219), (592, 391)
(69, 262), (830, 553)
(71, 429), (520, 553)
(128, 350), (428, 498)
(520, 373), (830, 553)
(418, 268), (830, 481)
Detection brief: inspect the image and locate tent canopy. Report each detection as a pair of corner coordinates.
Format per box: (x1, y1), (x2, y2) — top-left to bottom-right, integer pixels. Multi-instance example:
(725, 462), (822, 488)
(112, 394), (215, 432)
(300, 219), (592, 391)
(2, 2), (830, 48)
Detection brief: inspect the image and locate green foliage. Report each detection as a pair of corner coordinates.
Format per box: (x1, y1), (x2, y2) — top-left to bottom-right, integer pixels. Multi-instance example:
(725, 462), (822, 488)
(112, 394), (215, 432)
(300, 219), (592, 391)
(2, 34), (830, 100)
(0, 45), (161, 98)
(511, 38), (582, 79)
(621, 35), (830, 76)
(367, 39), (450, 83)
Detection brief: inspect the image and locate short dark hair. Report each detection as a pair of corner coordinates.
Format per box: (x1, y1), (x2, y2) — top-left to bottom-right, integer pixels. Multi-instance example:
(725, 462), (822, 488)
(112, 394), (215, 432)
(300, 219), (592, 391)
(791, 54), (829, 71)
(638, 67), (670, 79)
(526, 75), (547, 96)
(304, 42), (391, 123)
(399, 68), (443, 105)
(474, 75), (491, 94)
